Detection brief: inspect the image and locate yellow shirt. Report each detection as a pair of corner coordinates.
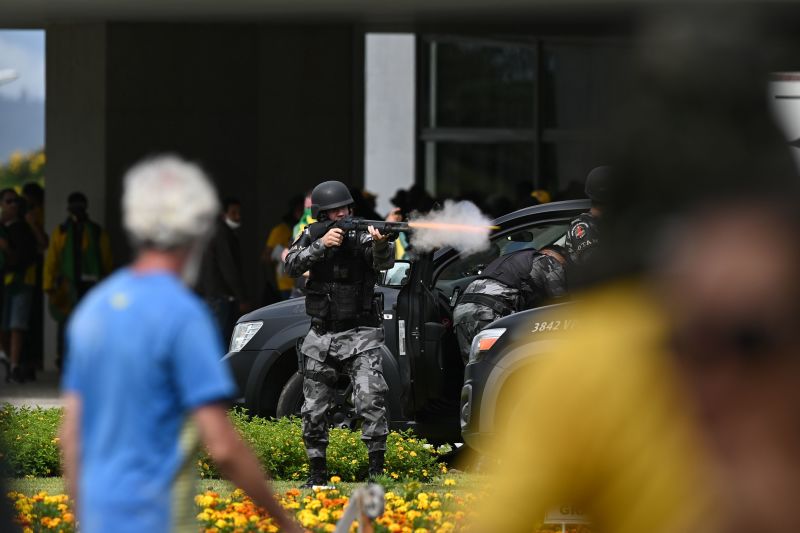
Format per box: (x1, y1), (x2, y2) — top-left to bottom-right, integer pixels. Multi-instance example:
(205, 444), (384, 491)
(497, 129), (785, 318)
(478, 281), (720, 533)
(266, 222), (294, 291)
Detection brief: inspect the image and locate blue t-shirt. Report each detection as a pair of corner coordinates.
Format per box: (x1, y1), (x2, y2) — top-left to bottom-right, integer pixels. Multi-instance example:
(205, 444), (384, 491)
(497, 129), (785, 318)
(62, 268), (236, 533)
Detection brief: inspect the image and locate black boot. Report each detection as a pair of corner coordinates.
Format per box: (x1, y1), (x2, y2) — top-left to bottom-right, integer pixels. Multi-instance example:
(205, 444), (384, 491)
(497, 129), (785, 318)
(367, 450), (385, 480)
(301, 457), (328, 488)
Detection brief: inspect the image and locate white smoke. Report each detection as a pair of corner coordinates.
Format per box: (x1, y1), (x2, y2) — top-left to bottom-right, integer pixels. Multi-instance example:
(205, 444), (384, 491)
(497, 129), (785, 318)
(409, 200), (493, 255)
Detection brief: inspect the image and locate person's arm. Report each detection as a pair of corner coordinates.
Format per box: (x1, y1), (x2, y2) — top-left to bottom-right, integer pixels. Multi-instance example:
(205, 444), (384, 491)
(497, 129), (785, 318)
(284, 228), (330, 277)
(194, 404), (302, 533)
(60, 393), (82, 507)
(360, 227), (395, 271)
(43, 227), (63, 292)
(529, 255), (568, 300)
(25, 211), (48, 253)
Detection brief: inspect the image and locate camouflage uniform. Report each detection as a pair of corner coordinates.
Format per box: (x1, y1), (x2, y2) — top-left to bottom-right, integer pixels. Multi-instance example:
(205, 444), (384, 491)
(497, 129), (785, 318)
(285, 226), (394, 460)
(453, 279), (518, 363)
(453, 251), (566, 363)
(565, 212), (601, 265)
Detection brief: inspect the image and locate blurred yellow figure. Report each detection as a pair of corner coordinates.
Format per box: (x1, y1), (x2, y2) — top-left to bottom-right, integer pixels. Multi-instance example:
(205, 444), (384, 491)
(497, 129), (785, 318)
(530, 189), (551, 204)
(478, 281), (720, 533)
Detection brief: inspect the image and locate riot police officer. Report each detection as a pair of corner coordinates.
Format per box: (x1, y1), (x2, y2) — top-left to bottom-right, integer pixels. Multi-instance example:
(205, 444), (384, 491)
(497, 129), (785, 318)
(453, 245), (568, 363)
(565, 166), (610, 265)
(284, 180), (395, 487)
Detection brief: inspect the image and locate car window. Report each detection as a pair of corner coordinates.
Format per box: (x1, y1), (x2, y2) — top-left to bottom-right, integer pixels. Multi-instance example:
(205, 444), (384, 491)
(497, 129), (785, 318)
(436, 222), (570, 281)
(381, 261), (412, 287)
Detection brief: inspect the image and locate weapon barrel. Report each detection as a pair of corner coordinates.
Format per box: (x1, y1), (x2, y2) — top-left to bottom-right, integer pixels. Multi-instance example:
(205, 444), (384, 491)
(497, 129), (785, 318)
(353, 219), (411, 233)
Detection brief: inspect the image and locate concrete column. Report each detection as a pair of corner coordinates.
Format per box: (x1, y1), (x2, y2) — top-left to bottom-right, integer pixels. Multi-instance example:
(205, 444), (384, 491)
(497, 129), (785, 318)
(364, 34), (415, 217)
(44, 24), (107, 370)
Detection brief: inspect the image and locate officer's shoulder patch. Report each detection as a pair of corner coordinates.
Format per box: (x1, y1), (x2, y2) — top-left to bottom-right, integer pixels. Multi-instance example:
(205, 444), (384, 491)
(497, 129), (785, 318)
(572, 222), (588, 239)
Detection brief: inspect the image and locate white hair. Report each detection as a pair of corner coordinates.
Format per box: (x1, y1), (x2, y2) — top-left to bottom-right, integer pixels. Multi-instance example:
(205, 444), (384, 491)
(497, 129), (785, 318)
(122, 155), (219, 250)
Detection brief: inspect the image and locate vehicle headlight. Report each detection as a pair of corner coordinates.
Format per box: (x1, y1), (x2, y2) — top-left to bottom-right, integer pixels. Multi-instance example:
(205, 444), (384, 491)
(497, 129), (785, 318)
(229, 321), (263, 352)
(468, 328), (506, 364)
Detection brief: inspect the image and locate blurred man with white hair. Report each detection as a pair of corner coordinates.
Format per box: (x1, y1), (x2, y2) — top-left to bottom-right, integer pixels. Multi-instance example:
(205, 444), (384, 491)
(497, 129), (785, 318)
(59, 156), (301, 533)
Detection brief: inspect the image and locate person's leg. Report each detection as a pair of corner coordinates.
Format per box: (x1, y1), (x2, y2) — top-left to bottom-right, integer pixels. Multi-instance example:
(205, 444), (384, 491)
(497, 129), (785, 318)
(8, 286), (33, 382)
(300, 357), (338, 486)
(346, 348), (389, 477)
(9, 329), (23, 375)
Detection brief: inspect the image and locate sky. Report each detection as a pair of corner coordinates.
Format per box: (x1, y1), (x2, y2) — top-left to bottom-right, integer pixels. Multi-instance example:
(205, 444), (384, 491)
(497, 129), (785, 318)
(0, 30), (45, 163)
(0, 30), (45, 101)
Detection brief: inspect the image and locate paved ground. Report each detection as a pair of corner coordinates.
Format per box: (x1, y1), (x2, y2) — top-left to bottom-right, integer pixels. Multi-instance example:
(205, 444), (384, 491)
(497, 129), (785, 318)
(0, 369), (63, 408)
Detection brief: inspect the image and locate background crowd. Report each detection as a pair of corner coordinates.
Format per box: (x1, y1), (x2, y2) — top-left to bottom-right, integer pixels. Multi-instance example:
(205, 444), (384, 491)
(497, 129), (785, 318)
(0, 186), (112, 384)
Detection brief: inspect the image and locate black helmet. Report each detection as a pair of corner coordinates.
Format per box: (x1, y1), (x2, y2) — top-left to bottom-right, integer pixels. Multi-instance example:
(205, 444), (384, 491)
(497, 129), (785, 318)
(310, 180), (354, 217)
(584, 166), (612, 203)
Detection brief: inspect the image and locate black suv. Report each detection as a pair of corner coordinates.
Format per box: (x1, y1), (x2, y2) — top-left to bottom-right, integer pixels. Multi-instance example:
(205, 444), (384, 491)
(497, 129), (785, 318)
(223, 199), (590, 444)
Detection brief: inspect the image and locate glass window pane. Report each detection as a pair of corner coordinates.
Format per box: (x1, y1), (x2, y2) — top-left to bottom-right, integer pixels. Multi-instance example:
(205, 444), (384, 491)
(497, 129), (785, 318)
(542, 141), (606, 200)
(542, 43), (632, 129)
(433, 142), (537, 217)
(434, 40), (536, 128)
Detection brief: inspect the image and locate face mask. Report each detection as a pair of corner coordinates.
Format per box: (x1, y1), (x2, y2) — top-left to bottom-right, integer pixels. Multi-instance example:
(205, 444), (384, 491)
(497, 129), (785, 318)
(225, 217), (241, 230)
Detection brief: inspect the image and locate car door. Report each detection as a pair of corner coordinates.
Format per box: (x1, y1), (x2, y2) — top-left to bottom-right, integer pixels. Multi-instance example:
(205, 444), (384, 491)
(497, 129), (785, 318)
(397, 208), (579, 417)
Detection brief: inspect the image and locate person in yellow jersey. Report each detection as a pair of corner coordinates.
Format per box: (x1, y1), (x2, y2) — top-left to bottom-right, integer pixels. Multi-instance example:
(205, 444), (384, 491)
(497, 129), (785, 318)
(477, 282), (722, 533)
(262, 195), (304, 301)
(43, 191), (113, 371)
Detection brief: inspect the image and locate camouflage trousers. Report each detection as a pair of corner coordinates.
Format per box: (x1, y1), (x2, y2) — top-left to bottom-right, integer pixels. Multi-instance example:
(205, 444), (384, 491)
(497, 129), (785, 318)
(453, 279), (518, 364)
(301, 347), (389, 459)
(453, 309), (500, 364)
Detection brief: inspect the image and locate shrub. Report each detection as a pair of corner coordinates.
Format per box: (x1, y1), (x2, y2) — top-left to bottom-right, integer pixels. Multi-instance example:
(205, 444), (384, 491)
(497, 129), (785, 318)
(201, 412), (444, 482)
(1, 405), (446, 482)
(0, 405), (63, 477)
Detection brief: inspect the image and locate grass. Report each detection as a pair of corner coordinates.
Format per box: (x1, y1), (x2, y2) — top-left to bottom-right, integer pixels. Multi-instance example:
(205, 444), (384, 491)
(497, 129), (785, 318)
(6, 470), (484, 498)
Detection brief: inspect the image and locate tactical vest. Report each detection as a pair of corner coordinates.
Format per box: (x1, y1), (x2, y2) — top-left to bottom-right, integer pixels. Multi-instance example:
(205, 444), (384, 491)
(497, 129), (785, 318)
(304, 220), (377, 327)
(477, 248), (540, 291)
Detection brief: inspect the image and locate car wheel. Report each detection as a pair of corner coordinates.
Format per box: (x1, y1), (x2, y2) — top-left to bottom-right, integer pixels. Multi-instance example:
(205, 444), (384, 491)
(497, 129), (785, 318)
(276, 373), (361, 431)
(276, 372), (305, 417)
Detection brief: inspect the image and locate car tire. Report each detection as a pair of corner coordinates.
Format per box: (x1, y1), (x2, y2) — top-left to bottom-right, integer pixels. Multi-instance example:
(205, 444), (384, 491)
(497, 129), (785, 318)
(276, 372), (305, 418)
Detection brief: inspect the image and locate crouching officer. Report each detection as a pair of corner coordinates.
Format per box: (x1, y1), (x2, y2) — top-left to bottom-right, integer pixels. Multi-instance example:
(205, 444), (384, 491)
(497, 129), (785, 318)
(284, 180), (395, 487)
(453, 245), (567, 363)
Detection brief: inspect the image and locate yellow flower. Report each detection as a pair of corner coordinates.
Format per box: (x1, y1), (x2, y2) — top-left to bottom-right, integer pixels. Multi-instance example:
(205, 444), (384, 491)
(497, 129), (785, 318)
(443, 478), (456, 486)
(214, 519), (227, 528)
(330, 475), (341, 483)
(410, 451), (417, 457)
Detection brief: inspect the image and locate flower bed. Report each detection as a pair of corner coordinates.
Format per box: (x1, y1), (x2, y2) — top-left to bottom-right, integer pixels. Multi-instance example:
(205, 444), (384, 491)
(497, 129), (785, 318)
(7, 485), (474, 533)
(8, 484), (594, 533)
